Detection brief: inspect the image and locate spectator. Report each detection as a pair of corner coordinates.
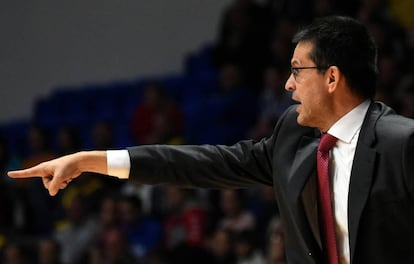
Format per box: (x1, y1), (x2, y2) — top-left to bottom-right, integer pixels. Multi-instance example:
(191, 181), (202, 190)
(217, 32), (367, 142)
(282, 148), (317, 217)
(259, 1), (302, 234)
(244, 186), (279, 249)
(117, 195), (161, 260)
(130, 82), (184, 145)
(264, 0), (313, 23)
(376, 53), (402, 109)
(91, 227), (139, 264)
(313, 0), (335, 17)
(389, 0), (414, 29)
(249, 66), (293, 140)
(203, 63), (256, 144)
(91, 121), (114, 150)
(22, 124), (56, 169)
(266, 217), (286, 264)
(203, 228), (236, 264)
(396, 74), (414, 118)
(266, 18), (298, 71)
(54, 194), (99, 264)
(356, 0), (390, 24)
(402, 26), (414, 72)
(213, 0), (268, 87)
(219, 189), (255, 233)
(2, 242), (28, 264)
(38, 238), (61, 264)
(99, 195), (120, 231)
(400, 88), (414, 118)
(21, 124), (57, 234)
(233, 230), (266, 264)
(88, 195), (120, 261)
(56, 126), (81, 155)
(89, 195), (121, 262)
(162, 187), (207, 250)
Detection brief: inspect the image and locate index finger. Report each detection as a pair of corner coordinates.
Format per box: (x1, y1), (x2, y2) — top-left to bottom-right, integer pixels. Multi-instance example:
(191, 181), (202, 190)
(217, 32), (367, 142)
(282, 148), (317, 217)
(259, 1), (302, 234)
(8, 166), (45, 179)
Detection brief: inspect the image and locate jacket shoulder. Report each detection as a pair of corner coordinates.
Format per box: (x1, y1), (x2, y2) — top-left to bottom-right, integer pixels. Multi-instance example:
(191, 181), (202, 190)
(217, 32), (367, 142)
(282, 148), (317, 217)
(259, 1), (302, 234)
(374, 102), (414, 137)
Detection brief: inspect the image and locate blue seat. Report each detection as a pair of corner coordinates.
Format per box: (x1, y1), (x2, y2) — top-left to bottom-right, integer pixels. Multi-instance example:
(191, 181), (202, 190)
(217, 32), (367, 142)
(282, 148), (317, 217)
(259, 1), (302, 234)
(1, 120), (30, 156)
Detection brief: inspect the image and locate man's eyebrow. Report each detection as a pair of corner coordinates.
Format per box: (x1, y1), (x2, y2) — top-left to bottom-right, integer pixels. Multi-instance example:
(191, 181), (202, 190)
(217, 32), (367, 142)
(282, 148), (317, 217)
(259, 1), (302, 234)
(291, 60), (299, 66)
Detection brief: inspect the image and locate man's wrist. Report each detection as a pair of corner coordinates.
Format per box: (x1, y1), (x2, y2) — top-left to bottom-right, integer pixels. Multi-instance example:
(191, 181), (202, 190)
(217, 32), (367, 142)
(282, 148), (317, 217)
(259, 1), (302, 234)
(77, 151), (108, 175)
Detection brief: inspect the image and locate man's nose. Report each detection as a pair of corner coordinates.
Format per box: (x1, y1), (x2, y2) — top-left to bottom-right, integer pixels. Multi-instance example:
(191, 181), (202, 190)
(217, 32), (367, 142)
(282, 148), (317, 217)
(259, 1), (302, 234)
(285, 74), (295, 91)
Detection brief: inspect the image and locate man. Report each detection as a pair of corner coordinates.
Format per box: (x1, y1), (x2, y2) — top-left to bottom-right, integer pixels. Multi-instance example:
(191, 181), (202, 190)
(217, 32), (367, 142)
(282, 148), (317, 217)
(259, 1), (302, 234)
(8, 16), (414, 263)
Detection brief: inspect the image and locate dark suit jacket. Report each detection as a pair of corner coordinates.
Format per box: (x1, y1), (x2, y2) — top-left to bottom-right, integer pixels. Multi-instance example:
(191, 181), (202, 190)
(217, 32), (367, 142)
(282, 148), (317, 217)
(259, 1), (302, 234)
(127, 101), (414, 263)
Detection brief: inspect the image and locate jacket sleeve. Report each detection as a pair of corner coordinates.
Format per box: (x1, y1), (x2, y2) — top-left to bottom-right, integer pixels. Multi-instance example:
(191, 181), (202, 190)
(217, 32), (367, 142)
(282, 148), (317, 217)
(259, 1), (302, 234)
(126, 106), (298, 189)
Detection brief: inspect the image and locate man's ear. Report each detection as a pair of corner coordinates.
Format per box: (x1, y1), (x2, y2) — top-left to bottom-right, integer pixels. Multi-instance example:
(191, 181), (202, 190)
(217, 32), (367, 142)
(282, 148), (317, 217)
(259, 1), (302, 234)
(326, 66), (341, 94)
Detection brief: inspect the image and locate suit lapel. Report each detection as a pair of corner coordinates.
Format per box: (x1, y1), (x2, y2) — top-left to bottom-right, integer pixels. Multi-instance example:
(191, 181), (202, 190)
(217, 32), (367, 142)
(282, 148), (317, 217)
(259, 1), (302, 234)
(348, 102), (380, 263)
(288, 134), (322, 253)
(301, 171), (322, 249)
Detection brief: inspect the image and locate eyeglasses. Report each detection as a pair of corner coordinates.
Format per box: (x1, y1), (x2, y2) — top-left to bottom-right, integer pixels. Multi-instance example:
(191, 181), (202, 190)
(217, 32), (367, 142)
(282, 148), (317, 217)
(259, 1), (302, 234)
(290, 66), (324, 80)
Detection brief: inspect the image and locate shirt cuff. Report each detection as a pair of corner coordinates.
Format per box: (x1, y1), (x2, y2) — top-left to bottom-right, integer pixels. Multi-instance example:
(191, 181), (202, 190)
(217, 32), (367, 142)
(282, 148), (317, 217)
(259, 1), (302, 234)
(106, 150), (130, 179)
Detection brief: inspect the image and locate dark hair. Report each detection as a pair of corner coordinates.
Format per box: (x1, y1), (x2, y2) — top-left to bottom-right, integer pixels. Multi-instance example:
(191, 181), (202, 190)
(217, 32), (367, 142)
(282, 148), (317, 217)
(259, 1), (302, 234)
(292, 16), (378, 99)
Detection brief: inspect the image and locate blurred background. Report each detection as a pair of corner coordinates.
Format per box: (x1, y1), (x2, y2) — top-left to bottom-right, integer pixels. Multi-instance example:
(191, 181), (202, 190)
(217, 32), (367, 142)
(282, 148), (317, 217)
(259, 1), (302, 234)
(1, 0), (413, 263)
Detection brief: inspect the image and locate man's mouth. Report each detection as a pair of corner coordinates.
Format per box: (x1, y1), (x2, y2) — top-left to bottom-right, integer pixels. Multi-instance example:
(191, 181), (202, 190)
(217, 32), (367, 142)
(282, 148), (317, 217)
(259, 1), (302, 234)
(292, 96), (301, 104)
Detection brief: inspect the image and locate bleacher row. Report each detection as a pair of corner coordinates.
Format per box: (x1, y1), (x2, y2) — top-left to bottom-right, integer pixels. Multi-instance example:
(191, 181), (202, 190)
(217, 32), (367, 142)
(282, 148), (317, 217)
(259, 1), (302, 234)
(0, 44), (258, 157)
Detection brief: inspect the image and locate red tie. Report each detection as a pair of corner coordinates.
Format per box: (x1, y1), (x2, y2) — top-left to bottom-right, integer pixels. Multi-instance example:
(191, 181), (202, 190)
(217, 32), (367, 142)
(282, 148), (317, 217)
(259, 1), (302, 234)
(317, 133), (339, 264)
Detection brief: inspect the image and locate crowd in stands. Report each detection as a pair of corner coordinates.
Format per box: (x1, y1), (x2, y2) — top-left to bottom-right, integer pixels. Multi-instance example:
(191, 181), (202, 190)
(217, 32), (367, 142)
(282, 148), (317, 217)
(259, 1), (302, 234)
(1, 0), (414, 263)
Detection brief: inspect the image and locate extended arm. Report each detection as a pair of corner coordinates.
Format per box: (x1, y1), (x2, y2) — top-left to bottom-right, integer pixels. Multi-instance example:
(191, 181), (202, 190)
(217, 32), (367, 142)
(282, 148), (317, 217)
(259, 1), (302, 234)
(8, 106), (301, 196)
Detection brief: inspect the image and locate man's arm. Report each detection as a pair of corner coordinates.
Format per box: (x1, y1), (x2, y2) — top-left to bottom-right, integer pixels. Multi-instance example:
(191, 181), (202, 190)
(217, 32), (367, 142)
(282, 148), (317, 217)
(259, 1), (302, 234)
(8, 151), (107, 196)
(126, 141), (275, 189)
(8, 105), (301, 196)
(124, 106), (302, 189)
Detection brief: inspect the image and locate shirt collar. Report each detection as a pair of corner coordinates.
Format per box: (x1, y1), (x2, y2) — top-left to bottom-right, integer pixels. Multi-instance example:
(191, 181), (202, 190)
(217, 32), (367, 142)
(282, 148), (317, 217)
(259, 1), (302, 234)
(327, 100), (370, 144)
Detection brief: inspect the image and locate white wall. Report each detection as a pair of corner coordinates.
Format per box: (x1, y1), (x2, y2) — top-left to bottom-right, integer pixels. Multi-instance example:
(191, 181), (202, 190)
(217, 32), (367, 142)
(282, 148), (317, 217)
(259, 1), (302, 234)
(0, 0), (232, 123)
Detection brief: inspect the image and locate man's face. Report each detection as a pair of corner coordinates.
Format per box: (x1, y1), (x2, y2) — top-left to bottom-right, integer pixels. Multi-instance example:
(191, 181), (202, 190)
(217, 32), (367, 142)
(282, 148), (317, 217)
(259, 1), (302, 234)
(285, 41), (331, 130)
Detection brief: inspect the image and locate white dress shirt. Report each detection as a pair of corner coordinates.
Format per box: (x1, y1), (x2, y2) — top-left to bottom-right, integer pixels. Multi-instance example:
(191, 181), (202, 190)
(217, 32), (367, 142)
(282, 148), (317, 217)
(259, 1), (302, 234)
(106, 100), (371, 264)
(327, 100), (370, 264)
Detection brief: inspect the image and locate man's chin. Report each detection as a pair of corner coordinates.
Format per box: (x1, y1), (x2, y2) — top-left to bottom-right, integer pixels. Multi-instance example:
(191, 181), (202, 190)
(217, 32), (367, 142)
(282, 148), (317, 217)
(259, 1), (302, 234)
(296, 112), (309, 127)
(296, 116), (304, 126)
(297, 115), (318, 129)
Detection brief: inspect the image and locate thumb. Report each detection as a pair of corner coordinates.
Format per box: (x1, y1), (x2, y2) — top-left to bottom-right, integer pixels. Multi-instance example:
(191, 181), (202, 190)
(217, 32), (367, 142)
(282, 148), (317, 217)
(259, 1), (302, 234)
(48, 184), (60, 196)
(47, 170), (66, 196)
(48, 179), (60, 196)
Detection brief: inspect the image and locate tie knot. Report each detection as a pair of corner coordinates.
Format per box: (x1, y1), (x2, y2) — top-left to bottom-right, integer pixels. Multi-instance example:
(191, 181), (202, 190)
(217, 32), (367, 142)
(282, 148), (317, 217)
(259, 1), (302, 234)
(318, 133), (338, 153)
